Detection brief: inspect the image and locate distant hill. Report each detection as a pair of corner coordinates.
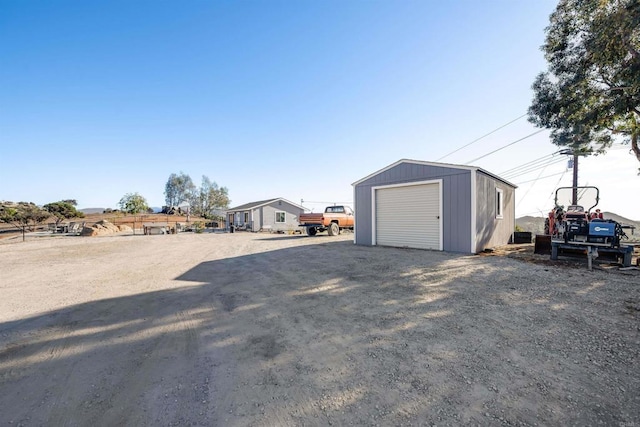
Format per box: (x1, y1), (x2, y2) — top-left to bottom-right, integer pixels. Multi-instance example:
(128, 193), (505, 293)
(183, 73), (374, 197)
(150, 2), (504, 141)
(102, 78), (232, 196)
(80, 207), (163, 214)
(515, 216), (546, 236)
(600, 212), (639, 226)
(80, 208), (105, 215)
(516, 212), (640, 242)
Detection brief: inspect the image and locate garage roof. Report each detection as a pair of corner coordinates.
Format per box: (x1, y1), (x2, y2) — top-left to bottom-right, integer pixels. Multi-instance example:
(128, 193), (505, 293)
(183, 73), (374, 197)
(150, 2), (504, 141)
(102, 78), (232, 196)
(352, 159), (517, 188)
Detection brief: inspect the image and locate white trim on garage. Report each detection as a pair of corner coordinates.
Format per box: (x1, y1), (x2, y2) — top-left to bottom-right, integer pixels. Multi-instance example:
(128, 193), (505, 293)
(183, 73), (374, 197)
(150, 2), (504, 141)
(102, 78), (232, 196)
(495, 188), (504, 219)
(371, 180), (443, 250)
(353, 184), (357, 244)
(470, 170), (477, 253)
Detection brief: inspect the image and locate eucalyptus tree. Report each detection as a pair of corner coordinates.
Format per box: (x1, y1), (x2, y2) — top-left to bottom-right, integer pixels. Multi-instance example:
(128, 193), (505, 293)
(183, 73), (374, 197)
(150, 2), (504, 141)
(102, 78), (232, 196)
(118, 193), (149, 214)
(191, 175), (230, 219)
(164, 172), (196, 207)
(529, 0), (640, 164)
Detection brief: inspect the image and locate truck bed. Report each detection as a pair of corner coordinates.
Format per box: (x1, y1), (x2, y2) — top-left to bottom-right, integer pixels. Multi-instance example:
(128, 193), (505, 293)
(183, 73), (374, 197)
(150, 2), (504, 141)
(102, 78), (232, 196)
(299, 213), (325, 225)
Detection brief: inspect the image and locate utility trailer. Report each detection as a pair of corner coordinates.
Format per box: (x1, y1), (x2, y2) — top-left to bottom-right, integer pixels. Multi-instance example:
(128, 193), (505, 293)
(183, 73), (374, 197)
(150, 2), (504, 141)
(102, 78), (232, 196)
(550, 241), (635, 269)
(546, 186), (635, 269)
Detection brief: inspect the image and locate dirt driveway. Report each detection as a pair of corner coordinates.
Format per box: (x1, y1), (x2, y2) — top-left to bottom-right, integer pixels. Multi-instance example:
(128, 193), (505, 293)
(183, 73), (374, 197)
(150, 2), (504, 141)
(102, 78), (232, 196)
(1, 232), (639, 426)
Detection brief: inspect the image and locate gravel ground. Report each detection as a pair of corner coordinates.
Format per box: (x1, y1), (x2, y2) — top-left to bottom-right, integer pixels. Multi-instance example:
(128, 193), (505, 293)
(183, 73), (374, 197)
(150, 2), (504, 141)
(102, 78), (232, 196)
(0, 232), (639, 426)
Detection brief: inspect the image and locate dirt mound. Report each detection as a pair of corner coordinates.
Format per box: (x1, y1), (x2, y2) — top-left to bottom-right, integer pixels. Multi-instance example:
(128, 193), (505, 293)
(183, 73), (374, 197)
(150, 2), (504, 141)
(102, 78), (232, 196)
(81, 220), (130, 236)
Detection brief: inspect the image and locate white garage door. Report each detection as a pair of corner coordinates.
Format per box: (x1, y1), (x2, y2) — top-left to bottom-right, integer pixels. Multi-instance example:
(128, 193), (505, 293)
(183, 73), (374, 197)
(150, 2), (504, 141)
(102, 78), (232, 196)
(375, 183), (441, 250)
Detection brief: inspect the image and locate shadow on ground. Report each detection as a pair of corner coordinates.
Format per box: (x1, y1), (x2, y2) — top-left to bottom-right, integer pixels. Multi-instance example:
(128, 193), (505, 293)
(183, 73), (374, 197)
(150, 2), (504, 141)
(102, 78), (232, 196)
(1, 238), (639, 425)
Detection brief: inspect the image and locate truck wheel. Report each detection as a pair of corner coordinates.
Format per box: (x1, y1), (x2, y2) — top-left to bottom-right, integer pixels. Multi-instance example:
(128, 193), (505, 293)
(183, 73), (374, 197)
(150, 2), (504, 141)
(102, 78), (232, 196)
(328, 222), (339, 236)
(306, 227), (317, 236)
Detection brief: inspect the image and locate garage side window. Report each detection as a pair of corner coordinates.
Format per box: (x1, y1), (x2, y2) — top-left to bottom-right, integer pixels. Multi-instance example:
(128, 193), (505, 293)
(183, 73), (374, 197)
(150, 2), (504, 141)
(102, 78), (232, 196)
(275, 212), (286, 223)
(495, 188), (504, 219)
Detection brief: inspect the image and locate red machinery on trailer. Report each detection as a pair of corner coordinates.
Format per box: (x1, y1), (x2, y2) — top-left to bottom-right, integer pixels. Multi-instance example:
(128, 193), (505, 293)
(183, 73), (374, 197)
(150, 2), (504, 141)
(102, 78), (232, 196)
(544, 186), (635, 268)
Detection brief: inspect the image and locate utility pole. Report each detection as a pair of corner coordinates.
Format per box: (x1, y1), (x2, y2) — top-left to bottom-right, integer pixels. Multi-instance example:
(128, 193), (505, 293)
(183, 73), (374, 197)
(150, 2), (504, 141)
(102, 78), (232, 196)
(560, 149), (584, 206)
(571, 153), (579, 206)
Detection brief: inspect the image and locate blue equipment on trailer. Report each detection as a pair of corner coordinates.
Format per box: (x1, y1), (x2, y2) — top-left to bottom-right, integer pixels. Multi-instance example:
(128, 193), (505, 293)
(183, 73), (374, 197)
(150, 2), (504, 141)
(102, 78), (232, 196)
(546, 186), (635, 268)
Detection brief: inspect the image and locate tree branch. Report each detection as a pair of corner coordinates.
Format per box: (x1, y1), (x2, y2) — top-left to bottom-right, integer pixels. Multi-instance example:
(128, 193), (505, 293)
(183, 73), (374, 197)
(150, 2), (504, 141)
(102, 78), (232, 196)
(631, 134), (640, 162)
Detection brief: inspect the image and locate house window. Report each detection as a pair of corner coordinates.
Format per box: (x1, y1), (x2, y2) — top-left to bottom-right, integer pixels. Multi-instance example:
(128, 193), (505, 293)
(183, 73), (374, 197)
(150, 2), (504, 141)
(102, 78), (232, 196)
(275, 212), (285, 223)
(495, 188), (504, 219)
(244, 212), (249, 223)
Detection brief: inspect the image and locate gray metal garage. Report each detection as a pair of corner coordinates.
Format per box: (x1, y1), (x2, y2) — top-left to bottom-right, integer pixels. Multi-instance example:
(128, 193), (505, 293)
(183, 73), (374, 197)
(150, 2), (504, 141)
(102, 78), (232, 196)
(353, 159), (516, 253)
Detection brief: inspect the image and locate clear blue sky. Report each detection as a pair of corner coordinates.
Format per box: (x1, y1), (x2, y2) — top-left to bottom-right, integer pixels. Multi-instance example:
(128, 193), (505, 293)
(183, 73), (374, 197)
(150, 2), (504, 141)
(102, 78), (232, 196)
(1, 1), (638, 219)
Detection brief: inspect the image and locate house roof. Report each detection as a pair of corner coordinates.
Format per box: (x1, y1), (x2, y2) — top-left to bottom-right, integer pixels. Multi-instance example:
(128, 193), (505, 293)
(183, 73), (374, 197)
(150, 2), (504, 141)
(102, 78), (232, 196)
(352, 158), (517, 188)
(227, 197), (305, 212)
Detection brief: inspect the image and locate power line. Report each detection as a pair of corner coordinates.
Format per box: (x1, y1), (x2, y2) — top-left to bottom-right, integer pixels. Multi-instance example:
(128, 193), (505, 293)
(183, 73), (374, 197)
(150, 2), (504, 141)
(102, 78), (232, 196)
(436, 114), (527, 161)
(544, 169), (569, 207)
(503, 141), (630, 181)
(503, 142), (628, 182)
(465, 129), (545, 164)
(500, 152), (558, 176)
(502, 157), (567, 180)
(514, 171), (567, 185)
(515, 170), (550, 209)
(516, 167), (569, 216)
(504, 159), (567, 180)
(502, 156), (561, 179)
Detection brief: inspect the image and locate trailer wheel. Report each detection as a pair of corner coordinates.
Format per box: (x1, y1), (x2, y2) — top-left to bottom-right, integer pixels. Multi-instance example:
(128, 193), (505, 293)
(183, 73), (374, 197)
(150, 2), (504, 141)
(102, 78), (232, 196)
(306, 227), (317, 236)
(328, 222), (339, 236)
